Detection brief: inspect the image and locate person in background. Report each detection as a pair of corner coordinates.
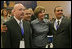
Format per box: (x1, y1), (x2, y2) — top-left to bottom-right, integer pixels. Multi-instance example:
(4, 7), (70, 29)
(1, 9), (7, 33)
(1, 8), (10, 24)
(1, 25), (7, 33)
(31, 6), (49, 48)
(50, 18), (55, 23)
(9, 9), (14, 19)
(23, 8), (32, 22)
(28, 8), (34, 16)
(28, 8), (36, 21)
(1, 8), (9, 48)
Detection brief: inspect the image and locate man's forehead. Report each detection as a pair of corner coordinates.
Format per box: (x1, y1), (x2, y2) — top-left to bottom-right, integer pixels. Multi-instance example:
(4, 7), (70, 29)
(56, 7), (63, 10)
(18, 7), (25, 10)
(14, 3), (25, 9)
(25, 10), (31, 13)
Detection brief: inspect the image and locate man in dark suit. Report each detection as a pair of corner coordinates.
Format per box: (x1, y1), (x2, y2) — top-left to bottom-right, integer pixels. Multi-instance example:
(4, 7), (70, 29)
(2, 3), (32, 48)
(49, 6), (71, 48)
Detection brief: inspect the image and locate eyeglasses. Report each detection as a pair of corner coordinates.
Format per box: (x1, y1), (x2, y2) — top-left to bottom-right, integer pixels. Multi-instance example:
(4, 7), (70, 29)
(56, 10), (63, 12)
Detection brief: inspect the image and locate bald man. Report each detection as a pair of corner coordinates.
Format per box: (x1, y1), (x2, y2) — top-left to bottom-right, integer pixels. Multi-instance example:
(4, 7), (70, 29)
(2, 3), (32, 48)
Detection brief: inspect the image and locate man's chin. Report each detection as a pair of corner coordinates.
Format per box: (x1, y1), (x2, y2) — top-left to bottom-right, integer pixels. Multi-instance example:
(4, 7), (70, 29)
(41, 17), (44, 19)
(27, 19), (31, 21)
(41, 16), (44, 18)
(57, 17), (61, 19)
(20, 16), (23, 18)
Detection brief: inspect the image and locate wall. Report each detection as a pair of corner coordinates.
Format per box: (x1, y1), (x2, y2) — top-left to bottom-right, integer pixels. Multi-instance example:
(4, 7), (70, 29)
(37, 1), (71, 19)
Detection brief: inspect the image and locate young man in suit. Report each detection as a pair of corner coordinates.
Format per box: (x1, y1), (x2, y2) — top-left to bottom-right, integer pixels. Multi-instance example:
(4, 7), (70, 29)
(2, 3), (32, 48)
(23, 8), (32, 21)
(49, 6), (71, 48)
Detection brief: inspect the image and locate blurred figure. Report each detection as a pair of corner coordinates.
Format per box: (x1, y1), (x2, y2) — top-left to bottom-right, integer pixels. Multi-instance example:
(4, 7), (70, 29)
(1, 8), (10, 24)
(1, 25), (7, 33)
(9, 9), (14, 19)
(49, 6), (71, 48)
(31, 6), (49, 48)
(1, 8), (9, 48)
(1, 9), (6, 33)
(28, 8), (34, 16)
(1, 24), (7, 48)
(50, 18), (55, 23)
(28, 8), (36, 21)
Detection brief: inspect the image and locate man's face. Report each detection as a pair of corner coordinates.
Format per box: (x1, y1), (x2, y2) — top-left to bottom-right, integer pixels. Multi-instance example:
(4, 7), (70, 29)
(55, 7), (63, 19)
(23, 10), (32, 21)
(14, 4), (25, 20)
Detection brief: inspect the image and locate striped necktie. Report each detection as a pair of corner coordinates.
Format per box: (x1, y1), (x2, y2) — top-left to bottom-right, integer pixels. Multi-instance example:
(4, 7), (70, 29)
(56, 21), (59, 30)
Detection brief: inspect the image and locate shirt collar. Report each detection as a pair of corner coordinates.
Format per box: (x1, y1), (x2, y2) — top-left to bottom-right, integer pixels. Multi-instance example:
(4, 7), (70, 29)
(14, 16), (23, 24)
(56, 16), (63, 23)
(36, 18), (46, 23)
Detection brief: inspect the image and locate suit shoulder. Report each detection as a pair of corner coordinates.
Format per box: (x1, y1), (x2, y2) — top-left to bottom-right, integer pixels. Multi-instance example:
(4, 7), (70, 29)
(3, 18), (14, 25)
(31, 19), (38, 25)
(64, 17), (70, 22)
(23, 21), (30, 24)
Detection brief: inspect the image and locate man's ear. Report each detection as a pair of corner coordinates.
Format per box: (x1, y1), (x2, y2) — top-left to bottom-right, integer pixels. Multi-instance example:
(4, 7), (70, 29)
(12, 9), (14, 13)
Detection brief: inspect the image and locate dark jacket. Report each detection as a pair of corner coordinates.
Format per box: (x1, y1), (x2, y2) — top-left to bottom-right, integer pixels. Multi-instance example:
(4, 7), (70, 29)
(2, 18), (32, 48)
(49, 17), (71, 48)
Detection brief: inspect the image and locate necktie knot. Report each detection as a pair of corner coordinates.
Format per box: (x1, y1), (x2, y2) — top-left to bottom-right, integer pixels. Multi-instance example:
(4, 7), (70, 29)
(19, 21), (22, 26)
(57, 21), (59, 25)
(56, 20), (60, 30)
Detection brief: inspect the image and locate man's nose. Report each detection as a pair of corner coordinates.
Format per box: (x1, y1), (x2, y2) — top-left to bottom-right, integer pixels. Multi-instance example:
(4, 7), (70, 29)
(22, 10), (24, 13)
(28, 15), (31, 17)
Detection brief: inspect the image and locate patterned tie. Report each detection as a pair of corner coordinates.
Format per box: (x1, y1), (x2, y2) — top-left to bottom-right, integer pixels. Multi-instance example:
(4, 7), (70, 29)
(56, 21), (59, 30)
(19, 21), (24, 35)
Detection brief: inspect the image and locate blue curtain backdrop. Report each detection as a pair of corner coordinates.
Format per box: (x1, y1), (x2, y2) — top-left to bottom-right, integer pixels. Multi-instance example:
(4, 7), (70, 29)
(1, 1), (37, 10)
(15, 1), (37, 11)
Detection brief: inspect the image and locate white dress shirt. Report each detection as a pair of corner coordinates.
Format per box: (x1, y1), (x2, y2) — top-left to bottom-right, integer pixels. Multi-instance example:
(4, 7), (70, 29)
(14, 16), (23, 25)
(54, 16), (63, 30)
(14, 16), (25, 48)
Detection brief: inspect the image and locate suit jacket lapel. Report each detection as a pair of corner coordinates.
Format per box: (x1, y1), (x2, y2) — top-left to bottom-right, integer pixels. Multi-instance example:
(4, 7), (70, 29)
(57, 17), (65, 30)
(52, 17), (66, 34)
(53, 17), (65, 30)
(12, 18), (22, 39)
(52, 19), (57, 31)
(23, 21), (27, 38)
(56, 17), (66, 34)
